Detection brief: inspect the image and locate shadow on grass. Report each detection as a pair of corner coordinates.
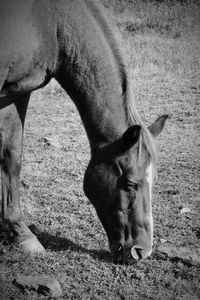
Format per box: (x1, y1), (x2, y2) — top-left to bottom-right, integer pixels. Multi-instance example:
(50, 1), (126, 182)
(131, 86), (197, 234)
(0, 223), (14, 246)
(30, 226), (112, 263)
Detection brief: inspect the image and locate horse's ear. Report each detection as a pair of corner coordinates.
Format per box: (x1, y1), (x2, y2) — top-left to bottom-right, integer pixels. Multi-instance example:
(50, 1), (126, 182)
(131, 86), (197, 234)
(148, 115), (169, 137)
(121, 125), (141, 150)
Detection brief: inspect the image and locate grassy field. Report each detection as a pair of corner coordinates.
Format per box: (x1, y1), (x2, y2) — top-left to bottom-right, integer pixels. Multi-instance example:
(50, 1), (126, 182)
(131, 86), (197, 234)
(0, 0), (200, 299)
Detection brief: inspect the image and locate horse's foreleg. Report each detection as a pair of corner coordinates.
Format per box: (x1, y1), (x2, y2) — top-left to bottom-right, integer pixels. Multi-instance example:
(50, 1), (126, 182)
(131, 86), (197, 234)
(0, 93), (45, 253)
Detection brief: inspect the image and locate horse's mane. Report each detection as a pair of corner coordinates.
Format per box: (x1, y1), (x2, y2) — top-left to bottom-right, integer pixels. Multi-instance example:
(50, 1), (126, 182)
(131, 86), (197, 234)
(84, 0), (156, 163)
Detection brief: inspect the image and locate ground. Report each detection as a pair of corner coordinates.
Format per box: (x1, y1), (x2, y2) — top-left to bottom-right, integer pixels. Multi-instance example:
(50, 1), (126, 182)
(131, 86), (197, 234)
(0, 0), (200, 299)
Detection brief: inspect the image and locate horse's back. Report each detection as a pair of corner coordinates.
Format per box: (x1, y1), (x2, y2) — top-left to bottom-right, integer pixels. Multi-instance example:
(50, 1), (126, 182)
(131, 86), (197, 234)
(0, 0), (58, 96)
(0, 0), (113, 97)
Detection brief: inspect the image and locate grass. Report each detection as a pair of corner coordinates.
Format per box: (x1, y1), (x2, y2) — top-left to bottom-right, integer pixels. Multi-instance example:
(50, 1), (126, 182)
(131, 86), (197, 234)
(0, 0), (200, 299)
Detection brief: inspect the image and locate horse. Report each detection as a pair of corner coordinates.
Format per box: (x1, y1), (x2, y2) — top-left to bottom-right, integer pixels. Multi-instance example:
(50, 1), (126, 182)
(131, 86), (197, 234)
(0, 0), (168, 263)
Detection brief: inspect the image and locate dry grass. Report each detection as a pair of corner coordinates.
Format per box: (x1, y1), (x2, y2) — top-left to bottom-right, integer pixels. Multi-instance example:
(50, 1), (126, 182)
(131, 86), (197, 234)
(0, 1), (200, 299)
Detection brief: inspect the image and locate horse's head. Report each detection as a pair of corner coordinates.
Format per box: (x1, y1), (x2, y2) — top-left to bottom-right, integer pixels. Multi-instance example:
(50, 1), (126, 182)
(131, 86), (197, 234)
(84, 115), (168, 263)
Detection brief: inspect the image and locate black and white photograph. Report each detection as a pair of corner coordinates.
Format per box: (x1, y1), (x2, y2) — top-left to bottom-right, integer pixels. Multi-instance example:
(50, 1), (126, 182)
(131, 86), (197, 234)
(0, 0), (199, 299)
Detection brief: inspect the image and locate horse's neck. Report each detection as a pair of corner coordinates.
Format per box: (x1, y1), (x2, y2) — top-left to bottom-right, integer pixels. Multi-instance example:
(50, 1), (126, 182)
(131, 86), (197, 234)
(55, 0), (132, 149)
(56, 3), (129, 149)
(64, 71), (129, 150)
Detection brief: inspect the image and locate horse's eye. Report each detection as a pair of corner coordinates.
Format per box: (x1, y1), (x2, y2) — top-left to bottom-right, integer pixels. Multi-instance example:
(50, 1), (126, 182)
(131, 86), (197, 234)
(126, 180), (138, 191)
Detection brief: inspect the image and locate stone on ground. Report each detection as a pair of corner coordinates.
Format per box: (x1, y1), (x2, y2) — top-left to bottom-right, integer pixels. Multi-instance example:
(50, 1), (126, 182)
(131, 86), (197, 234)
(13, 274), (62, 297)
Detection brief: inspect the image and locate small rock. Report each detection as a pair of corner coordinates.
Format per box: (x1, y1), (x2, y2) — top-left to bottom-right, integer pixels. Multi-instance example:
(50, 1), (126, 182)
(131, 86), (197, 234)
(180, 207), (191, 214)
(13, 275), (62, 297)
(40, 137), (60, 148)
(160, 238), (167, 243)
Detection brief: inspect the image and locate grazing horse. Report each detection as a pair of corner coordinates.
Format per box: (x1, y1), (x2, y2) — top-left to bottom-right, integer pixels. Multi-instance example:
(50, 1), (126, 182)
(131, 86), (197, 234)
(0, 0), (168, 263)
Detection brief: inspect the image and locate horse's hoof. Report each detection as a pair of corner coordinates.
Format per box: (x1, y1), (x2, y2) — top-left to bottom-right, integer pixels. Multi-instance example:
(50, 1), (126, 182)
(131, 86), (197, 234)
(19, 237), (45, 254)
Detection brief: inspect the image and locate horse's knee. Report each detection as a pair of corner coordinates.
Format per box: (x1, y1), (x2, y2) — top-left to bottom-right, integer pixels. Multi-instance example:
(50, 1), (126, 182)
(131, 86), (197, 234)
(1, 144), (22, 175)
(0, 130), (22, 225)
(0, 128), (5, 162)
(0, 129), (9, 169)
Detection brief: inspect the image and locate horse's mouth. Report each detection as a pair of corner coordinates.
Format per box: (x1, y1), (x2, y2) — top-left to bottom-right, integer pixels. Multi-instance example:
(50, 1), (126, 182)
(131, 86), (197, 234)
(111, 243), (148, 264)
(112, 244), (124, 264)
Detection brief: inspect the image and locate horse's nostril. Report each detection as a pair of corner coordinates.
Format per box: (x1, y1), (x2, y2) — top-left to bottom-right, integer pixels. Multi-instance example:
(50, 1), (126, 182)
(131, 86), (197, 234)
(135, 248), (143, 260)
(131, 246), (143, 260)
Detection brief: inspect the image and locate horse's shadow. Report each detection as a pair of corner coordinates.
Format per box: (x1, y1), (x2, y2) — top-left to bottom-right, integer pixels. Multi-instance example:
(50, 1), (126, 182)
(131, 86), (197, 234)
(0, 224), (111, 263)
(31, 226), (112, 263)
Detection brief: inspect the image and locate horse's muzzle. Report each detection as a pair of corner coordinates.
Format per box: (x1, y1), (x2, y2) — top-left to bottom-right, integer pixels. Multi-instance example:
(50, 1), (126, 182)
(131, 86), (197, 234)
(111, 243), (152, 264)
